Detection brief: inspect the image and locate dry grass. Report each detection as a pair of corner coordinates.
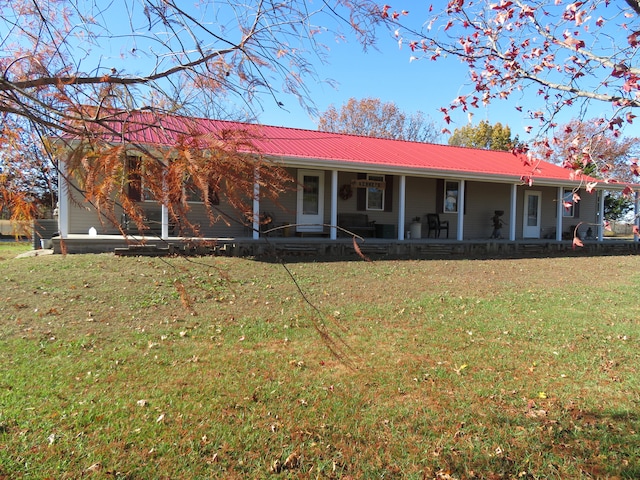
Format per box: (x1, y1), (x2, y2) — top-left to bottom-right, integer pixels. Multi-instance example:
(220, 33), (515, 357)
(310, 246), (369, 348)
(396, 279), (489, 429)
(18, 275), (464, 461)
(1, 246), (639, 479)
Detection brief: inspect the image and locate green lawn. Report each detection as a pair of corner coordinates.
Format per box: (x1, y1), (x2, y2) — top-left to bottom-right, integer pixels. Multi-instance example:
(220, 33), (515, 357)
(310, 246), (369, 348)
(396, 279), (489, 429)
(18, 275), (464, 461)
(1, 247), (639, 479)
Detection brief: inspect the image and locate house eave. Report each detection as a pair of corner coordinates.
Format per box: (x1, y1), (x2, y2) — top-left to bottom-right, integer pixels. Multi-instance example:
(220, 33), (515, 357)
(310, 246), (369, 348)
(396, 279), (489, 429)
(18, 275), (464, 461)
(267, 154), (623, 191)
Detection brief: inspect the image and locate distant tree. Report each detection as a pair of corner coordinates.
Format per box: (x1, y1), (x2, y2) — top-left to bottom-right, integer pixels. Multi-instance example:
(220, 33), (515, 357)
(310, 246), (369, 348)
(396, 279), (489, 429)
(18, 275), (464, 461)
(0, 127), (56, 221)
(317, 97), (441, 143)
(539, 119), (640, 182)
(448, 121), (516, 151)
(604, 195), (634, 222)
(535, 119), (640, 220)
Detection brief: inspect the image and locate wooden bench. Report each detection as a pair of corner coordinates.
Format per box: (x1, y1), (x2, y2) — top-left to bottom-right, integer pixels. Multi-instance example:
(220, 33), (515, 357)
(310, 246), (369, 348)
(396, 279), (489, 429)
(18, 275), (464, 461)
(337, 213), (376, 237)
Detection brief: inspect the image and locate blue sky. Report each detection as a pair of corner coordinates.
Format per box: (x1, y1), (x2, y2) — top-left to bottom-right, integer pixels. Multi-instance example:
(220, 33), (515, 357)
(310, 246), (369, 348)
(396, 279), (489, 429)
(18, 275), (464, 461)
(252, 6), (640, 143)
(74, 1), (639, 143)
(256, 30), (515, 135)
(257, 31), (640, 142)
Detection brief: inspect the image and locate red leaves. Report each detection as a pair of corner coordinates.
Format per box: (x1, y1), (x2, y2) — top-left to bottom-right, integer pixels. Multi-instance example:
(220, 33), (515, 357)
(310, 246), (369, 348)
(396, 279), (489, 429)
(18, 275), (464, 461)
(631, 159), (640, 176)
(440, 107), (451, 124)
(447, 0), (465, 14)
(520, 175), (533, 187)
(562, 35), (585, 50)
(380, 5), (408, 20)
(352, 237), (371, 262)
(572, 235), (584, 249)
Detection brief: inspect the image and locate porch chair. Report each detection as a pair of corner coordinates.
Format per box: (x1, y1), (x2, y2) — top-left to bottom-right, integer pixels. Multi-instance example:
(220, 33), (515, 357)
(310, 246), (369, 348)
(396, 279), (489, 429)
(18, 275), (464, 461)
(426, 213), (449, 238)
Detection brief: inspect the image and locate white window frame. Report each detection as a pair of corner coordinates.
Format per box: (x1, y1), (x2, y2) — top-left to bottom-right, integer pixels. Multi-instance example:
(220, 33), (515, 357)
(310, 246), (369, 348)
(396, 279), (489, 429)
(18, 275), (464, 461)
(366, 174), (385, 211)
(443, 180), (459, 213)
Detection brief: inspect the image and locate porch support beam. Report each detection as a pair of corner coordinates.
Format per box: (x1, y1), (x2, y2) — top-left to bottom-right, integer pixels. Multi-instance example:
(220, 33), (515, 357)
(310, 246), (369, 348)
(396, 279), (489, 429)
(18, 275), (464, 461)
(161, 204), (169, 240)
(330, 170), (338, 240)
(635, 191), (639, 242)
(556, 187), (563, 241)
(398, 175), (406, 240)
(457, 179), (465, 241)
(57, 159), (69, 239)
(509, 184), (517, 241)
(252, 171), (260, 240)
(600, 190), (607, 242)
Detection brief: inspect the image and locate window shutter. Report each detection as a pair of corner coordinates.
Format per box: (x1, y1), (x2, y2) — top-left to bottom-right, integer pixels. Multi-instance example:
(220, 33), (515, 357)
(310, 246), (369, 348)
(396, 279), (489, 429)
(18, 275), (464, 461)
(384, 175), (393, 212)
(574, 189), (581, 217)
(356, 173), (366, 211)
(464, 181), (468, 215)
(436, 179), (444, 213)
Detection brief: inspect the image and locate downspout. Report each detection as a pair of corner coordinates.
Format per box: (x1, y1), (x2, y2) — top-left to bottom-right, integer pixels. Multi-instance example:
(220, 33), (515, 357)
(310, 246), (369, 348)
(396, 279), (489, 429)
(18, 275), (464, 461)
(252, 169), (260, 240)
(509, 184), (517, 241)
(556, 187), (563, 241)
(599, 189), (606, 242)
(398, 175), (406, 240)
(634, 191), (639, 242)
(457, 179), (465, 240)
(161, 169), (168, 240)
(330, 170), (338, 240)
(57, 158), (69, 239)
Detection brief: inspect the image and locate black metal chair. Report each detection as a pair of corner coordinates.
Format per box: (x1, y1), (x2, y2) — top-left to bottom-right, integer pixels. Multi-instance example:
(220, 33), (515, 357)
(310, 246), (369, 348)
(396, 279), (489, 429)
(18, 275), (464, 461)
(426, 213), (449, 238)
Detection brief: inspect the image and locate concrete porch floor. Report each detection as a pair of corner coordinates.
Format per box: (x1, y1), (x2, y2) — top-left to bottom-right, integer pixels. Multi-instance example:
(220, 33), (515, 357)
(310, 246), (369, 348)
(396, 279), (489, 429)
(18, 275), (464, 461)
(49, 234), (640, 260)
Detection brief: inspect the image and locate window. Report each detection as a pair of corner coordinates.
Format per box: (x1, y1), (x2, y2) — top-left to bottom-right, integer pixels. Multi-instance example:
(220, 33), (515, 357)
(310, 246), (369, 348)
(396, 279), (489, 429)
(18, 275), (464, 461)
(563, 189), (576, 217)
(366, 174), (385, 211)
(562, 189), (581, 218)
(184, 175), (220, 204)
(302, 174), (320, 214)
(126, 155), (154, 201)
(443, 181), (459, 213)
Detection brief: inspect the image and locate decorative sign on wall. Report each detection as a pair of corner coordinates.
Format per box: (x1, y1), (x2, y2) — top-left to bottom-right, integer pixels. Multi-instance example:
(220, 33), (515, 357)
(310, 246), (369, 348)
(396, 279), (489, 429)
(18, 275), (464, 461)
(351, 179), (386, 190)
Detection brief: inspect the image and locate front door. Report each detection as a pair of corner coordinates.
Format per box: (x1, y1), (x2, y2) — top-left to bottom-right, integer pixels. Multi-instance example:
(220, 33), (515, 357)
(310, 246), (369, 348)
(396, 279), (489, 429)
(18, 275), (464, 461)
(296, 170), (324, 232)
(523, 190), (541, 238)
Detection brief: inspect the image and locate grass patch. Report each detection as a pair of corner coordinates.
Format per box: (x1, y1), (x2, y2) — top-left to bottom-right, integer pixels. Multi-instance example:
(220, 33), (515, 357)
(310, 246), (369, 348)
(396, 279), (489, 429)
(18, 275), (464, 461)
(1, 252), (640, 478)
(0, 240), (31, 260)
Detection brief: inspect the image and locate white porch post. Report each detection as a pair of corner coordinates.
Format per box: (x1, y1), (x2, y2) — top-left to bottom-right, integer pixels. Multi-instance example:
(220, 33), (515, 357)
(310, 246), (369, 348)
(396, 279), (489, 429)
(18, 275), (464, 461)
(252, 170), (260, 240)
(330, 170), (338, 240)
(457, 179), (465, 240)
(635, 191), (639, 242)
(509, 184), (517, 241)
(57, 159), (69, 239)
(161, 204), (169, 239)
(556, 187), (564, 241)
(398, 175), (406, 240)
(599, 189), (606, 242)
(160, 163), (169, 239)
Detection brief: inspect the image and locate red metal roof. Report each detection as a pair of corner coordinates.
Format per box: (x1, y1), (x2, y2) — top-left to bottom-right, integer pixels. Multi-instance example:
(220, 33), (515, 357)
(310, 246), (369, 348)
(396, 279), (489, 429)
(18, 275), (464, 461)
(93, 111), (602, 187)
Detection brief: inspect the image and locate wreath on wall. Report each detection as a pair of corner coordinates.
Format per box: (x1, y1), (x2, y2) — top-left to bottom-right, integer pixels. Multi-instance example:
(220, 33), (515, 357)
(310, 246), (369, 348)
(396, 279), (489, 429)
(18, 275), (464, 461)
(339, 184), (353, 200)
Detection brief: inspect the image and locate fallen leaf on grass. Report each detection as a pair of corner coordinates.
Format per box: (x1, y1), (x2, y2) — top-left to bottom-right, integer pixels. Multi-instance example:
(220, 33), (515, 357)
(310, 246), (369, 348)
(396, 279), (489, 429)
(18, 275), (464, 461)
(454, 364), (468, 375)
(85, 462), (102, 473)
(269, 451), (300, 474)
(283, 452), (299, 469)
